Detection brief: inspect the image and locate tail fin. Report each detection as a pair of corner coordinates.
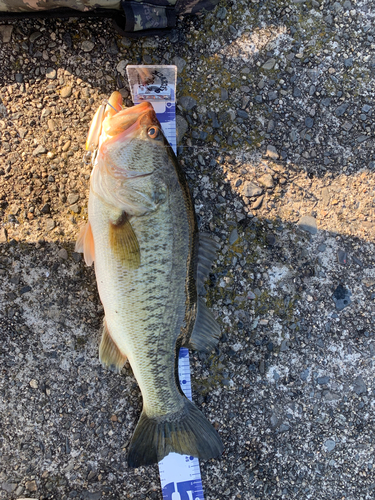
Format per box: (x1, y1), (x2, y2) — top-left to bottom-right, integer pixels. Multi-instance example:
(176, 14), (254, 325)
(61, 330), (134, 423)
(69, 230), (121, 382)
(127, 398), (223, 467)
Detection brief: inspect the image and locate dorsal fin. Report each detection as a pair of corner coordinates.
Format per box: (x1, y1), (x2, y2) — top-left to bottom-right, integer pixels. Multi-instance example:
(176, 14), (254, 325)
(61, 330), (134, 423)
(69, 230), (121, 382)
(75, 221), (95, 266)
(188, 297), (220, 352)
(197, 233), (220, 295)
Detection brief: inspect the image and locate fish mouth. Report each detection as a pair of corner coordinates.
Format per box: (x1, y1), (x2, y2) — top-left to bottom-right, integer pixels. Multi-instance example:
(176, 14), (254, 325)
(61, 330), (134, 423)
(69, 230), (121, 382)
(104, 100), (159, 139)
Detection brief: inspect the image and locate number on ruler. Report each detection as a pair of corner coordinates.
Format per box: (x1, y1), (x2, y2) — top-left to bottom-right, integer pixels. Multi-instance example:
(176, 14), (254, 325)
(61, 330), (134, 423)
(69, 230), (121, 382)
(162, 480), (202, 500)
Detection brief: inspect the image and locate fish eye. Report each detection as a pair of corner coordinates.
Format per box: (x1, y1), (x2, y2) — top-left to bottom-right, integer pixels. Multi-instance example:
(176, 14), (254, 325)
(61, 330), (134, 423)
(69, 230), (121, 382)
(147, 126), (159, 139)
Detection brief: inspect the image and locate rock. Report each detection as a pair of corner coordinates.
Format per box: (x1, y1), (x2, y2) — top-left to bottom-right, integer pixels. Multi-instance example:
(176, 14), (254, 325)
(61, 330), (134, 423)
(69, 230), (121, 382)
(0, 25), (13, 43)
(82, 40), (95, 52)
(321, 187), (330, 205)
(262, 58), (276, 70)
(324, 439), (336, 452)
(332, 284), (352, 311)
(305, 117), (314, 128)
(337, 249), (347, 265)
(252, 195), (264, 210)
(1, 482), (17, 493)
(178, 96), (197, 110)
(173, 56), (186, 73)
(116, 60), (128, 76)
(45, 219), (56, 231)
(353, 375), (367, 395)
(176, 115), (188, 142)
(33, 145), (47, 155)
(317, 376), (330, 385)
(46, 67), (57, 80)
(216, 6), (227, 19)
(30, 379), (38, 389)
(298, 215), (317, 235)
(258, 174), (274, 189)
(25, 480), (37, 492)
(41, 204), (50, 214)
(29, 31), (42, 43)
(266, 145), (279, 159)
(48, 119), (57, 132)
(242, 181), (262, 197)
(335, 103), (349, 117)
(220, 88), (228, 101)
(58, 248), (68, 260)
(229, 228), (239, 245)
(0, 227), (7, 243)
(60, 86), (72, 98)
(62, 140), (71, 152)
(67, 193), (80, 205)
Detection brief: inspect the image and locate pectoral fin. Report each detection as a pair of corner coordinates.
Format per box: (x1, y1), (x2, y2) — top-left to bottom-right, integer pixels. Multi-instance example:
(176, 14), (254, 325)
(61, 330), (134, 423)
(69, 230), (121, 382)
(75, 221), (95, 266)
(99, 320), (127, 373)
(109, 212), (140, 269)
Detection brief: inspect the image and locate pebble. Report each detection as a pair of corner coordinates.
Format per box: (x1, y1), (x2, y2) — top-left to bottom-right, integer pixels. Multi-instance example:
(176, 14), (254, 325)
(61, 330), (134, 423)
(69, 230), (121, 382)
(229, 228), (239, 245)
(258, 174), (274, 189)
(337, 249), (347, 265)
(33, 145), (47, 155)
(29, 379), (38, 389)
(81, 40), (95, 52)
(25, 480), (37, 492)
(46, 67), (56, 80)
(252, 195), (264, 210)
(317, 243), (326, 252)
(335, 103), (349, 117)
(58, 248), (68, 260)
(332, 284), (352, 311)
(67, 193), (80, 205)
(173, 56), (186, 73)
(179, 96), (197, 110)
(242, 181), (262, 197)
(317, 376), (330, 385)
(60, 86), (72, 98)
(48, 119), (56, 132)
(45, 219), (56, 231)
(353, 375), (367, 395)
(1, 482), (17, 493)
(324, 439), (336, 452)
(262, 58), (276, 70)
(62, 140), (71, 152)
(216, 7), (227, 19)
(298, 215), (318, 235)
(0, 25), (13, 43)
(266, 145), (279, 159)
(29, 31), (42, 43)
(176, 115), (188, 141)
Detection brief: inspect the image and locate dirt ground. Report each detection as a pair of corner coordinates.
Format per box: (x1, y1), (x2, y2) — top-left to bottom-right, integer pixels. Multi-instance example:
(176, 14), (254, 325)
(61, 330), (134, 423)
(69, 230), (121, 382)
(1, 1), (375, 499)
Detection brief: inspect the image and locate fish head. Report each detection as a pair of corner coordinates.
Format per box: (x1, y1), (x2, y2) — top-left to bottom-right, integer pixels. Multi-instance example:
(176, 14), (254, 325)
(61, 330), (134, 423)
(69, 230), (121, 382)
(90, 93), (170, 216)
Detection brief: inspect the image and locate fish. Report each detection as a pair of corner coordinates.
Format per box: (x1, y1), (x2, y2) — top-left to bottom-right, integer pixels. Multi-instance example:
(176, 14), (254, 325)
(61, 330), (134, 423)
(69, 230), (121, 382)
(76, 91), (223, 467)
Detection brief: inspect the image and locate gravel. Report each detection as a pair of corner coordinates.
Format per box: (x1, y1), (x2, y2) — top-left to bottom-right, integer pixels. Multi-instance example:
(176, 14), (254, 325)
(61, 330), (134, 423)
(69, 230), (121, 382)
(1, 1), (375, 499)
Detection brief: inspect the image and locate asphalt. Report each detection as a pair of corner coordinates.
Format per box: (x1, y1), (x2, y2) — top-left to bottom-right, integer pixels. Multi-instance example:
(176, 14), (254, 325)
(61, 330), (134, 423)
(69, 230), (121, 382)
(1, 1), (375, 499)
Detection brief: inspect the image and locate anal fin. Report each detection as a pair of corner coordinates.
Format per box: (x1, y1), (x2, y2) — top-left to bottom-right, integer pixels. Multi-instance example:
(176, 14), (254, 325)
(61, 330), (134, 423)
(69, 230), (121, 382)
(99, 320), (127, 373)
(109, 212), (140, 270)
(75, 221), (95, 266)
(188, 297), (220, 352)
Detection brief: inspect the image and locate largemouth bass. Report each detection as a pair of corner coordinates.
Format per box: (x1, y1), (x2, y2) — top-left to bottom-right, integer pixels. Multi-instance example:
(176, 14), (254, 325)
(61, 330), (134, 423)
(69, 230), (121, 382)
(76, 91), (223, 467)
